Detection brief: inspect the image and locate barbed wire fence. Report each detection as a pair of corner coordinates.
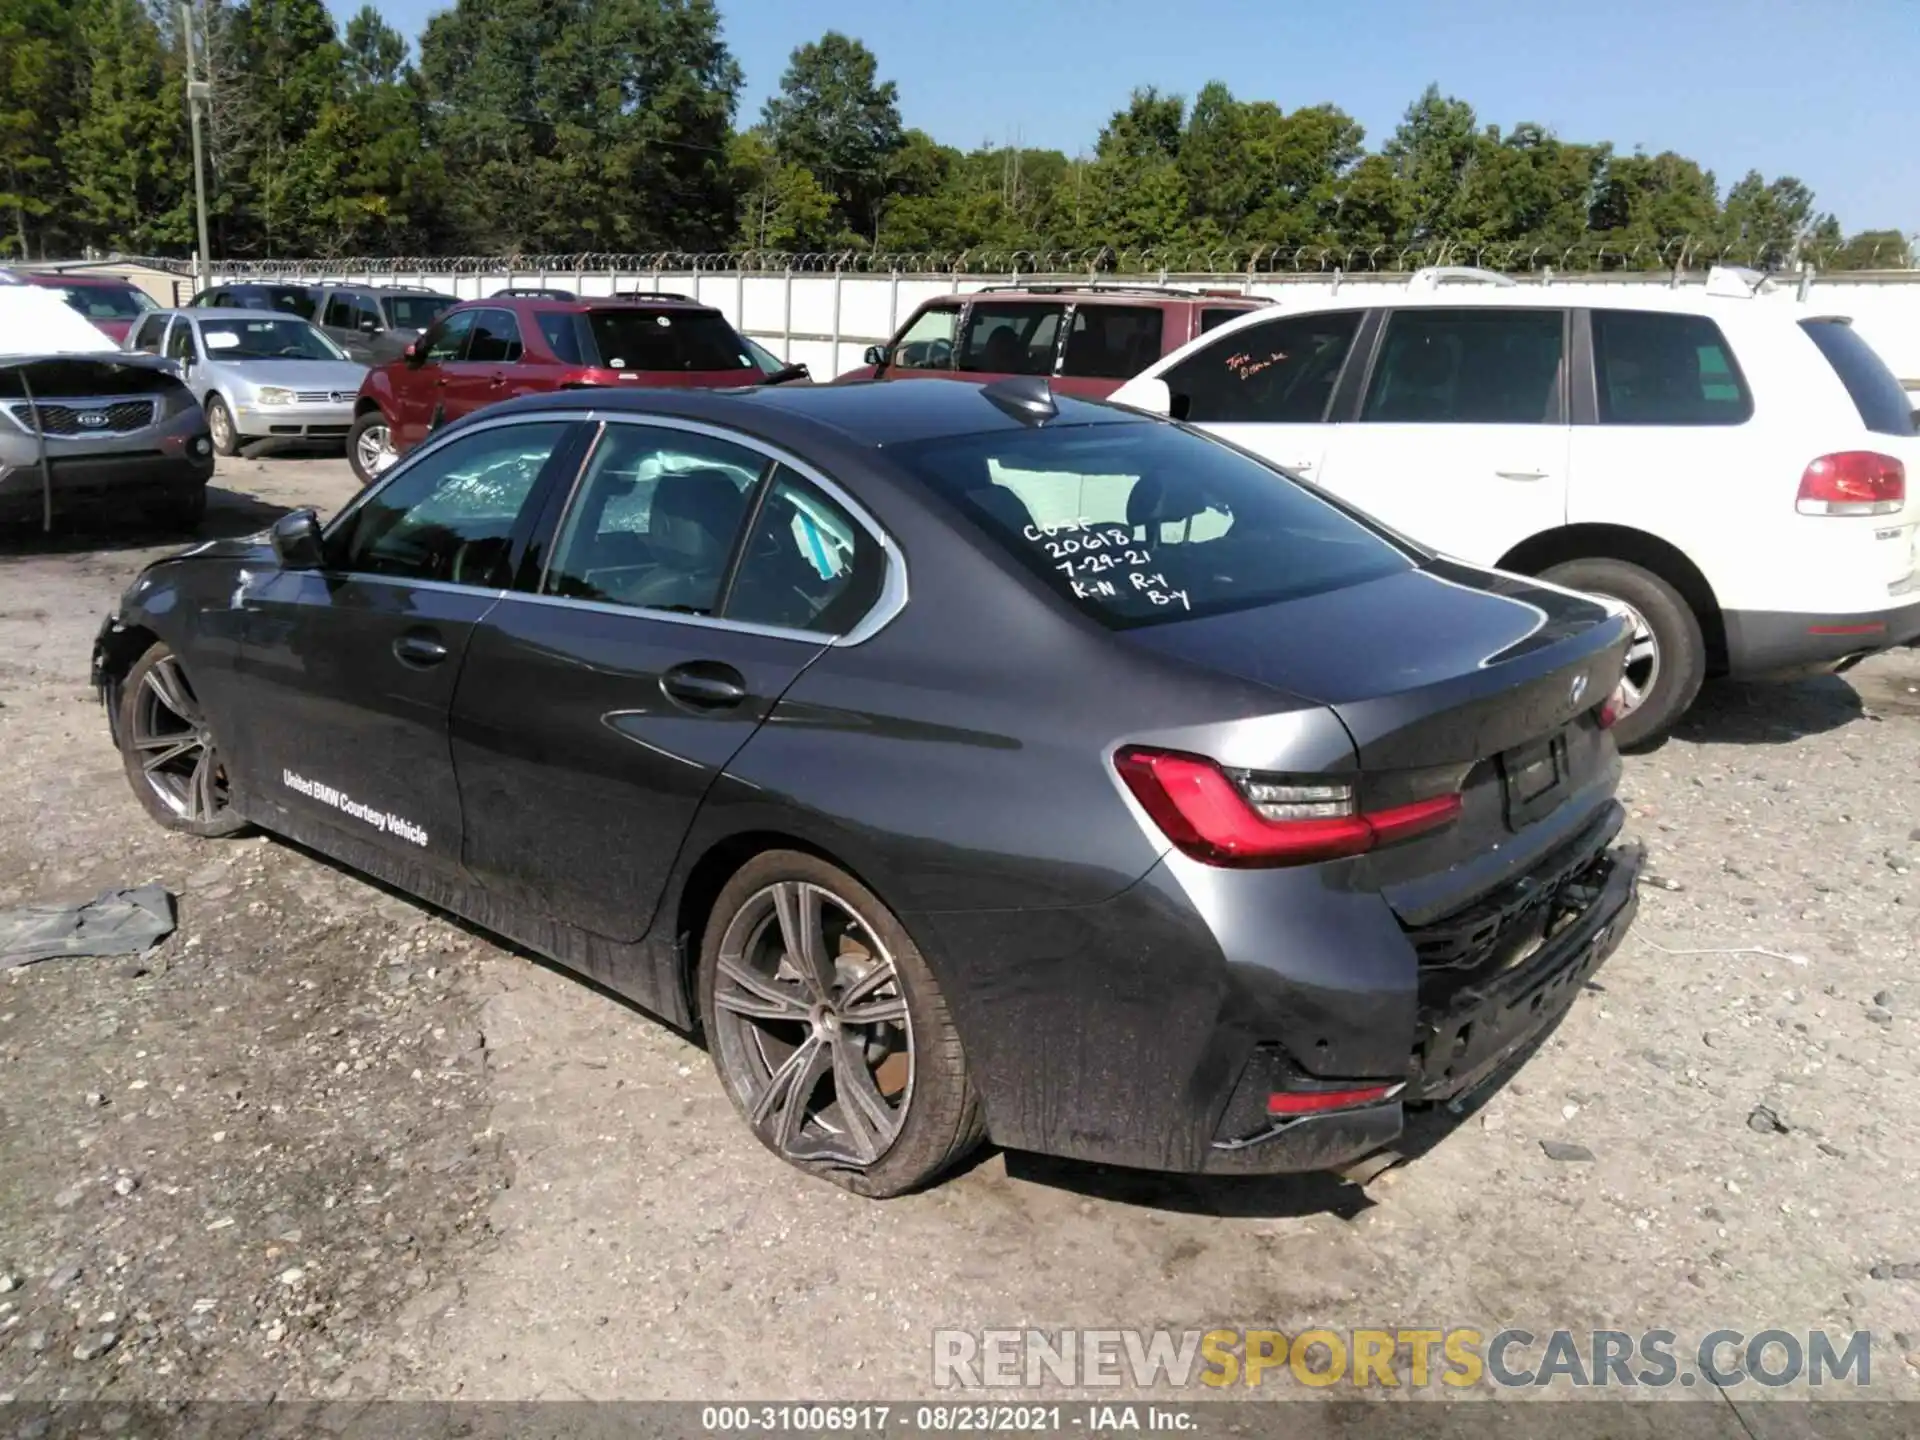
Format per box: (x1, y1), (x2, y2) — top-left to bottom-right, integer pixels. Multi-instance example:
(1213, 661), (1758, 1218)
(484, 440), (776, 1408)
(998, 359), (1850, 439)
(109, 232), (1920, 282)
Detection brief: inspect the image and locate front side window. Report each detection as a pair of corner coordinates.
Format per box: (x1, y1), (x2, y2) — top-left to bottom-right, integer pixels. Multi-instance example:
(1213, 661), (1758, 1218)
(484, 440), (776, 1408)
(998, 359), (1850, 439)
(351, 297), (383, 333)
(1060, 305), (1163, 381)
(164, 321), (196, 362)
(582, 309), (754, 372)
(724, 466), (883, 633)
(1163, 309), (1362, 424)
(958, 302), (1064, 375)
(326, 422), (571, 586)
(422, 311), (474, 363)
(197, 317), (345, 361)
(889, 305), (958, 369)
(1593, 310), (1753, 426)
(1361, 308), (1565, 424)
(543, 425), (765, 613)
(897, 420), (1412, 629)
(323, 293), (355, 328)
(466, 308), (524, 363)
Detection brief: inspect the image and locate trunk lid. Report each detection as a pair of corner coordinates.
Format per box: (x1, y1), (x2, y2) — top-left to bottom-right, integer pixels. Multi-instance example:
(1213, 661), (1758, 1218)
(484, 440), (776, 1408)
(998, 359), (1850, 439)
(1120, 557), (1630, 768)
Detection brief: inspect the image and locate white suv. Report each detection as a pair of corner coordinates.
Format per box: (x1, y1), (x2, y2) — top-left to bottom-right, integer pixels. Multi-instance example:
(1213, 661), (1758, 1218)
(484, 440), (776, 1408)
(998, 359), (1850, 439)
(1112, 271), (1920, 745)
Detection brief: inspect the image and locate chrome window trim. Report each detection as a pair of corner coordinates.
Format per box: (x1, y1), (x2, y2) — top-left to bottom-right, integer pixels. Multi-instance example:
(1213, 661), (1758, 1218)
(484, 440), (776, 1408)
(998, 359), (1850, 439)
(538, 411), (908, 646)
(316, 407), (910, 643)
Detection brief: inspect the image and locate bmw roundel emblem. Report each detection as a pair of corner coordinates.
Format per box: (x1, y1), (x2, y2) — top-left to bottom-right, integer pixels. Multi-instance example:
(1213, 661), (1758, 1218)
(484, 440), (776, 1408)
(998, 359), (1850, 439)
(1569, 673), (1588, 706)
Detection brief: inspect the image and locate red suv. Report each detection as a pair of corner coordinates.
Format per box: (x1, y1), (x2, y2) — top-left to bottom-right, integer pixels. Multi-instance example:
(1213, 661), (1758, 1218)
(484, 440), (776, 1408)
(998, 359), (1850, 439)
(349, 293), (800, 483)
(837, 284), (1270, 398)
(18, 271), (158, 345)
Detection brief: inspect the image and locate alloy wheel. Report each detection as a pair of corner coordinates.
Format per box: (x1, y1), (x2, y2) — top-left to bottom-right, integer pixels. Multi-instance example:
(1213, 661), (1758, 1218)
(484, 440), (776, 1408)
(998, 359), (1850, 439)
(710, 880), (914, 1168)
(207, 400), (233, 452)
(129, 655), (228, 823)
(1608, 598), (1661, 720)
(355, 421), (396, 479)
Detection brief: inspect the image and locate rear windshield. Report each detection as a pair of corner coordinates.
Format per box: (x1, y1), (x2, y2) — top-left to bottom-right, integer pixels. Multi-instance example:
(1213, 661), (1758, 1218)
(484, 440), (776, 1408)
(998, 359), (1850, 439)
(249, 287), (315, 319)
(584, 309), (754, 372)
(895, 421), (1413, 629)
(383, 294), (455, 330)
(49, 283), (153, 320)
(1800, 320), (1916, 437)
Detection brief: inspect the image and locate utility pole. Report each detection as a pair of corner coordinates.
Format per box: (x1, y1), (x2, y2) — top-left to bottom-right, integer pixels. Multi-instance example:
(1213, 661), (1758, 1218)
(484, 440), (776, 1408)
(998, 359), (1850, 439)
(181, 2), (213, 290)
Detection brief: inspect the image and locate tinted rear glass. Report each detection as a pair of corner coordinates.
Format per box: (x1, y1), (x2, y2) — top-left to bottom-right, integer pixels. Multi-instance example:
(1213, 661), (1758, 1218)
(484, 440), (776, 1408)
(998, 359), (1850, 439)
(1591, 310), (1752, 425)
(583, 309), (754, 372)
(895, 422), (1412, 629)
(538, 311), (585, 365)
(1800, 320), (1915, 437)
(50, 283), (152, 320)
(241, 286), (315, 319)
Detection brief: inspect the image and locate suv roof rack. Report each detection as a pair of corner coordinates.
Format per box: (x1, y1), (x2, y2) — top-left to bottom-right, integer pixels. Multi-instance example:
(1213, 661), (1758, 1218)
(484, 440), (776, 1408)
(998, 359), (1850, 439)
(970, 282), (1257, 301)
(1405, 266), (1518, 291)
(613, 289), (698, 302)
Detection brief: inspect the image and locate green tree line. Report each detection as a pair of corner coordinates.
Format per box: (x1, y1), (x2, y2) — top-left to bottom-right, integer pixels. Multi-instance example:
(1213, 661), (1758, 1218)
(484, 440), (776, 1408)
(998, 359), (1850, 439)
(1, 0), (1908, 269)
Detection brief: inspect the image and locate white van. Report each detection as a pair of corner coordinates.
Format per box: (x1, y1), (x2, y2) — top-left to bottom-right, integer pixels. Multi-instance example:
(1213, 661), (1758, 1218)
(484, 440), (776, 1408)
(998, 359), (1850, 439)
(1113, 271), (1920, 745)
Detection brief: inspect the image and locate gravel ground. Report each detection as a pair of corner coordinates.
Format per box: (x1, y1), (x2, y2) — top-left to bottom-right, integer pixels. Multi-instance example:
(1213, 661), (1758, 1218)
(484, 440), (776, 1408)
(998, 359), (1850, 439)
(0, 450), (1917, 1407)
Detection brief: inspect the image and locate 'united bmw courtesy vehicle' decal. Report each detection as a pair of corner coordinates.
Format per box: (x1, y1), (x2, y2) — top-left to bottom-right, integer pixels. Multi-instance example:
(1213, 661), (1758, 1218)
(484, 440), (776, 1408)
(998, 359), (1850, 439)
(282, 770), (428, 847)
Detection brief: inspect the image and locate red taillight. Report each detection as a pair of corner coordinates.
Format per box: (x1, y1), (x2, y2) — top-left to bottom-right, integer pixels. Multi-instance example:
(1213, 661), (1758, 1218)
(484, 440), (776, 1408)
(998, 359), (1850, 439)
(1797, 451), (1905, 516)
(1597, 682), (1627, 730)
(1267, 1083), (1399, 1116)
(1113, 748), (1461, 868)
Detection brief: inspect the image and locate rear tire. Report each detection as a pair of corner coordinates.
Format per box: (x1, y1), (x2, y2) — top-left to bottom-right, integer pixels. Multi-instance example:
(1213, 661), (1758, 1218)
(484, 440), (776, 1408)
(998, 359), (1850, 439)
(115, 641), (248, 838)
(698, 850), (984, 1197)
(205, 395), (241, 457)
(1541, 557), (1704, 750)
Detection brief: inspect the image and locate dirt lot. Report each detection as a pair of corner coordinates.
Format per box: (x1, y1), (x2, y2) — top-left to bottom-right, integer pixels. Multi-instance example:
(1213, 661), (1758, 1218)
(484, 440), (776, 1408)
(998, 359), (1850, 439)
(1, 450), (1918, 1406)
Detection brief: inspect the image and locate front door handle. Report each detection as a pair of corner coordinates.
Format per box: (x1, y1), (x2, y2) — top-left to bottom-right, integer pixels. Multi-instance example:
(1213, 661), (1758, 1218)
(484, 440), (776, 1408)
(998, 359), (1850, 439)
(661, 661), (747, 710)
(392, 630), (449, 667)
(489, 372), (507, 388)
(1495, 469), (1549, 482)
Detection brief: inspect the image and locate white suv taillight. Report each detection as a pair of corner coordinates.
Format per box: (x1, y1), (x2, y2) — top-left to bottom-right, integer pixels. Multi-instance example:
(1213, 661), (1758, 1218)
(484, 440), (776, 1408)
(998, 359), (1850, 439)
(1796, 451), (1905, 516)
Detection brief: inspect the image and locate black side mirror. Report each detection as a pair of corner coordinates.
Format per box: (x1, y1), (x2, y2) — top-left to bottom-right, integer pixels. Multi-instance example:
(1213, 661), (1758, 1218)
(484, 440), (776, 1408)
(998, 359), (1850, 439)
(270, 508), (325, 570)
(863, 344), (888, 367)
(360, 319), (380, 333)
(762, 363), (810, 386)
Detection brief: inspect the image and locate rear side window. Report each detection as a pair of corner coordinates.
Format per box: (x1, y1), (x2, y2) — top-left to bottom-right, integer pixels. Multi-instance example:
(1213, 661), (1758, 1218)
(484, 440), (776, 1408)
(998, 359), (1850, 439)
(1199, 306), (1253, 335)
(466, 308), (524, 363)
(896, 421), (1411, 629)
(1163, 310), (1362, 424)
(724, 466), (885, 633)
(1592, 310), (1753, 426)
(1060, 305), (1163, 380)
(537, 312), (585, 365)
(1799, 320), (1915, 437)
(583, 309), (753, 372)
(959, 302), (1063, 376)
(1363, 308), (1565, 424)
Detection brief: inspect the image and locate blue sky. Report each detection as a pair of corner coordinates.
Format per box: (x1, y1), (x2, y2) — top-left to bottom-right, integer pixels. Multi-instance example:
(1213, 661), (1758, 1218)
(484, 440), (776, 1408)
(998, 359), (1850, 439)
(327, 0), (1920, 233)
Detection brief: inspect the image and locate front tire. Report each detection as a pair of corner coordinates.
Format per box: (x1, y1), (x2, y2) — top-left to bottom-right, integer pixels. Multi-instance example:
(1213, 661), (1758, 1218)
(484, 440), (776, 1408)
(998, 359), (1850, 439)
(698, 850), (984, 1196)
(1541, 557), (1704, 750)
(205, 395), (241, 457)
(347, 410), (395, 487)
(116, 642), (248, 838)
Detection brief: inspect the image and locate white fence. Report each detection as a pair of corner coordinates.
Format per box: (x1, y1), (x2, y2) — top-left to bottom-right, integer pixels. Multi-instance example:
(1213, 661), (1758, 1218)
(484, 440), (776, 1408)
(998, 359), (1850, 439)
(211, 262), (1920, 387)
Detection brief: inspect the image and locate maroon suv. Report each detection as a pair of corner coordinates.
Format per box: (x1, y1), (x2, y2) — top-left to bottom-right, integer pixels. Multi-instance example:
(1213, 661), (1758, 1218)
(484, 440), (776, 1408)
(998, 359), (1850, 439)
(349, 293), (799, 483)
(838, 284), (1269, 398)
(19, 271), (158, 345)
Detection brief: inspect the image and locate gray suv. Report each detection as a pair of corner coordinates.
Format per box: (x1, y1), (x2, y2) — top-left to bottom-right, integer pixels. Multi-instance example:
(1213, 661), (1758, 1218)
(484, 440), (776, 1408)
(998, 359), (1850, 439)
(313, 284), (458, 365)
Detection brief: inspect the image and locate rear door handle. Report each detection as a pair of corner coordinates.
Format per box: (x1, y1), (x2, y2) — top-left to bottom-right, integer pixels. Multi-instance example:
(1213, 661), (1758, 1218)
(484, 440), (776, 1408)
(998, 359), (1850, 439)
(489, 372), (507, 388)
(661, 661), (748, 710)
(1495, 469), (1549, 481)
(392, 630), (449, 667)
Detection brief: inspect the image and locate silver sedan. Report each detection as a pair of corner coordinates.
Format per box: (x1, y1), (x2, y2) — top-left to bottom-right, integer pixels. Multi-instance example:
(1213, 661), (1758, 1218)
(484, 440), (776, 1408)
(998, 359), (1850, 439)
(126, 308), (367, 455)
